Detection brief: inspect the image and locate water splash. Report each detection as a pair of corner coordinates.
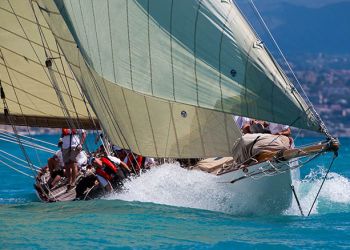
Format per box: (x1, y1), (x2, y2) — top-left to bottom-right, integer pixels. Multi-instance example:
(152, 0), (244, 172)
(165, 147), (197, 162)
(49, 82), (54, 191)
(286, 166), (350, 215)
(106, 163), (350, 215)
(106, 163), (239, 214)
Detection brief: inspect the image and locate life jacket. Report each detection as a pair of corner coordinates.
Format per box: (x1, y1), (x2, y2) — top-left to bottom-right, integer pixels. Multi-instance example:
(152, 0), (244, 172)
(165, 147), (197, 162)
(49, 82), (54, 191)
(95, 157), (118, 181)
(61, 128), (77, 137)
(125, 153), (143, 173)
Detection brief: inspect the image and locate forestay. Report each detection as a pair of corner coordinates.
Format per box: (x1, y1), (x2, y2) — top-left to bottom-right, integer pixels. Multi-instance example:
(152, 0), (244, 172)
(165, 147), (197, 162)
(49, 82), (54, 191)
(37, 0), (321, 157)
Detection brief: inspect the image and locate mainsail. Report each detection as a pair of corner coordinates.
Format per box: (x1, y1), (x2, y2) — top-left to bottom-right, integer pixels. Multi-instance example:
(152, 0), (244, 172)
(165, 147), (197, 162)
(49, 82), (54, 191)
(1, 0), (324, 158)
(0, 0), (98, 129)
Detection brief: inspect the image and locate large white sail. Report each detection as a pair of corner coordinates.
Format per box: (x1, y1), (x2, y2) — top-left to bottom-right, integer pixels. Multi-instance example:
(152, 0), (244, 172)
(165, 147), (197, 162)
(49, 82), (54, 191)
(35, 0), (322, 157)
(37, 0), (320, 157)
(0, 0), (97, 128)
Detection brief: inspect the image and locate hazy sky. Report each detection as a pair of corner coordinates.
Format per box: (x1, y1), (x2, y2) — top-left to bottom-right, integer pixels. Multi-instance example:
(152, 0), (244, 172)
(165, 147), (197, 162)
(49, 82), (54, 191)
(247, 0), (350, 8)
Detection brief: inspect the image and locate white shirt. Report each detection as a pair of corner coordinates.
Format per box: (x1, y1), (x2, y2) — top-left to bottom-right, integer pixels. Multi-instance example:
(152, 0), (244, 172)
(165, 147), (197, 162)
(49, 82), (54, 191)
(234, 116), (251, 129)
(76, 151), (88, 167)
(144, 157), (155, 167)
(55, 150), (64, 167)
(62, 129), (85, 149)
(107, 155), (121, 165)
(268, 123), (289, 135)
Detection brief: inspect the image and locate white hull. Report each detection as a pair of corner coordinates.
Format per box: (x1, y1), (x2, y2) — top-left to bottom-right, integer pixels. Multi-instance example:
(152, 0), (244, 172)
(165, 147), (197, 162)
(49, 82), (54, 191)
(218, 171), (292, 215)
(200, 160), (293, 215)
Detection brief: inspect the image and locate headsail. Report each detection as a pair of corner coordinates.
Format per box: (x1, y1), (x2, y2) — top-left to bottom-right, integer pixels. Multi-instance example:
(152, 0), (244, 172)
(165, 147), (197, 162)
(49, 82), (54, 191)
(37, 0), (322, 157)
(0, 0), (98, 129)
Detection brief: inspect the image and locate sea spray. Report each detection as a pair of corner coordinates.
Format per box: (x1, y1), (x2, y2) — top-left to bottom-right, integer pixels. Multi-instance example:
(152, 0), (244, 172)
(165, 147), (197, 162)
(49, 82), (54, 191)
(106, 163), (241, 214)
(286, 167), (350, 215)
(106, 163), (350, 216)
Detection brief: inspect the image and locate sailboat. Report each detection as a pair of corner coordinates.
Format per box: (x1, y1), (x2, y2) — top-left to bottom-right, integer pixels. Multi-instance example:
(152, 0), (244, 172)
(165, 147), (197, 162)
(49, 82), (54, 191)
(0, 0), (338, 213)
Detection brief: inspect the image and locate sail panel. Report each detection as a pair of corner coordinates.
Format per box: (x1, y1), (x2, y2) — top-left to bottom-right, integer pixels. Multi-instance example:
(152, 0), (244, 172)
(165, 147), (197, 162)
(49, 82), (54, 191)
(36, 0), (241, 157)
(0, 0), (97, 129)
(48, 0), (321, 132)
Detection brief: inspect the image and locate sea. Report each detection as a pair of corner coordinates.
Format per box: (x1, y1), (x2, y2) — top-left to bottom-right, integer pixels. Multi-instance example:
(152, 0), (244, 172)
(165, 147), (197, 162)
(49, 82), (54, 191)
(0, 135), (349, 249)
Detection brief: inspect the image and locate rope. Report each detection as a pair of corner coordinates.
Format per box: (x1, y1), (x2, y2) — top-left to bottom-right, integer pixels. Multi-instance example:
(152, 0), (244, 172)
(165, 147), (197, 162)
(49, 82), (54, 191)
(0, 132), (56, 151)
(0, 153), (39, 171)
(0, 129), (56, 147)
(0, 158), (33, 178)
(0, 136), (55, 154)
(307, 154), (337, 216)
(0, 149), (40, 169)
(248, 0), (331, 138)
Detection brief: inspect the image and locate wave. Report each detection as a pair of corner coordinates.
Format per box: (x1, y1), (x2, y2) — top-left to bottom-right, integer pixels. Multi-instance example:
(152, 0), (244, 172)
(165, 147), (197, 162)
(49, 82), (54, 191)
(107, 163), (350, 215)
(287, 167), (350, 215)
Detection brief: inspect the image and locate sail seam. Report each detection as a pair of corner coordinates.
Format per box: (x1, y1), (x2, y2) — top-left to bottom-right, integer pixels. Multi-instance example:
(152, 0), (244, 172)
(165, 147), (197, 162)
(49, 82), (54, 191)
(243, 43), (254, 117)
(144, 97), (159, 157)
(0, 6), (50, 29)
(7, 0), (75, 132)
(218, 5), (234, 111)
(0, 79), (88, 117)
(147, 0), (154, 95)
(120, 89), (141, 153)
(195, 108), (206, 156)
(169, 102), (181, 156)
(193, 0), (203, 107)
(83, 57), (130, 149)
(0, 61), (81, 101)
(107, 0), (118, 84)
(78, 0), (92, 57)
(92, 0), (123, 146)
(126, 0), (134, 90)
(169, 0), (175, 100)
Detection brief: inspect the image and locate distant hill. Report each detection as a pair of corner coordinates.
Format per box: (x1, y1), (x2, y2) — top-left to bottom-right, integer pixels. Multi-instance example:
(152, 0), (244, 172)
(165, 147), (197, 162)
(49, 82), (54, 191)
(236, 1), (350, 55)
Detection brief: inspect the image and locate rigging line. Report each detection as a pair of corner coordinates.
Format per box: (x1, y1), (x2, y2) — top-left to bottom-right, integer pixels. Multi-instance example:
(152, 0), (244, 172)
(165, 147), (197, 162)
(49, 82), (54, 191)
(248, 0), (330, 137)
(75, 48), (100, 139)
(54, 41), (90, 153)
(78, 54), (127, 148)
(307, 154), (337, 216)
(0, 129), (57, 147)
(0, 51), (37, 176)
(27, 1), (76, 131)
(0, 133), (54, 151)
(0, 149), (40, 169)
(0, 78), (81, 114)
(0, 137), (56, 154)
(0, 153), (39, 171)
(29, 0), (48, 58)
(7, 0), (56, 167)
(0, 159), (33, 178)
(43, 52), (77, 131)
(54, 40), (83, 129)
(81, 57), (139, 173)
(0, 134), (56, 153)
(83, 62), (139, 174)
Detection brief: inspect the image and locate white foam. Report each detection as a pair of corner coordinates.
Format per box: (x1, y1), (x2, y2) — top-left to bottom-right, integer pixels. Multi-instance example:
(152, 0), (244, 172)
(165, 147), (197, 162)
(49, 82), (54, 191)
(286, 167), (350, 215)
(105, 163), (350, 215)
(106, 163), (238, 213)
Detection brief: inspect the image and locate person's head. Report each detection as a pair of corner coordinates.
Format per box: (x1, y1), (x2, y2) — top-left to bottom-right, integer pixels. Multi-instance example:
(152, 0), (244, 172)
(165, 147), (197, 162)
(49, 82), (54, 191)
(52, 154), (59, 162)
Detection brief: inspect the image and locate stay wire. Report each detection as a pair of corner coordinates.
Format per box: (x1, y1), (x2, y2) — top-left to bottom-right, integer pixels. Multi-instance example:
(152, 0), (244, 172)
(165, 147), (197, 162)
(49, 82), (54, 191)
(0, 50), (37, 177)
(307, 154), (337, 216)
(248, 0), (330, 137)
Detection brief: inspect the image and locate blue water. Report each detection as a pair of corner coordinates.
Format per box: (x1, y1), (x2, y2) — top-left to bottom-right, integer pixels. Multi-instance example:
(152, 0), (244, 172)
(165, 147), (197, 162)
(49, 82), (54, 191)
(0, 135), (349, 249)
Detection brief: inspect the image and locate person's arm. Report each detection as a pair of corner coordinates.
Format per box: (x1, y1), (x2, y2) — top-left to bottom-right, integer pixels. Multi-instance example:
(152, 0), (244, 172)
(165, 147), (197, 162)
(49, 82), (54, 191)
(80, 130), (87, 145)
(119, 161), (131, 172)
(276, 127), (291, 136)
